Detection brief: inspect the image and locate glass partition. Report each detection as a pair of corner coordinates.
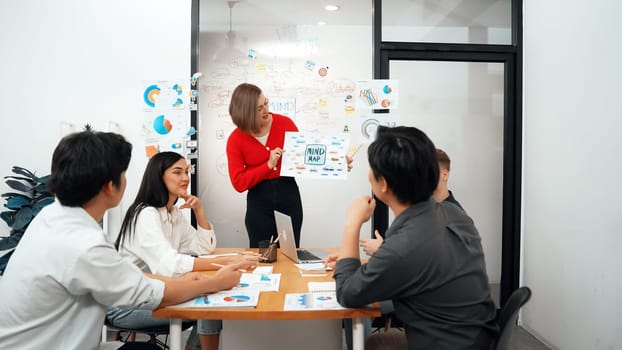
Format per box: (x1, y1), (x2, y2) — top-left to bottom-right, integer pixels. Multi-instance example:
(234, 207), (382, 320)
(390, 59), (505, 283)
(382, 0), (511, 44)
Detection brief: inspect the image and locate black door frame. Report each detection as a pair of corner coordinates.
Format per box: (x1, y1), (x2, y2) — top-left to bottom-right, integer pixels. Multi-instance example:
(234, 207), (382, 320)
(371, 0), (523, 306)
(190, 0), (200, 227)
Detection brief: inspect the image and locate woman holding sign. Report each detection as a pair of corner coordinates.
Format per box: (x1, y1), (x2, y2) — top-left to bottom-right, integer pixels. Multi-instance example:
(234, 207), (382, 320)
(226, 83), (303, 248)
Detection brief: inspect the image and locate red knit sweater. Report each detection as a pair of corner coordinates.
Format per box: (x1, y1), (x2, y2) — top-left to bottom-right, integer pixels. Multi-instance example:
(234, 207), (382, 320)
(226, 113), (298, 192)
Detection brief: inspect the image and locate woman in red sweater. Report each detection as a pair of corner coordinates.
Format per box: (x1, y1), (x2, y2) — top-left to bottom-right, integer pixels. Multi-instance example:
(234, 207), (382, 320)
(226, 83), (303, 248)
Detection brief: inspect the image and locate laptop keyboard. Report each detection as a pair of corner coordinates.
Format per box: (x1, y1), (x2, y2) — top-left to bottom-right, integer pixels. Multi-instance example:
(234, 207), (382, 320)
(297, 249), (322, 261)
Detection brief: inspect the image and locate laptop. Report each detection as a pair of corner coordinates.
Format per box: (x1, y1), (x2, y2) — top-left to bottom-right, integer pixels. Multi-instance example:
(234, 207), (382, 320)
(274, 210), (329, 264)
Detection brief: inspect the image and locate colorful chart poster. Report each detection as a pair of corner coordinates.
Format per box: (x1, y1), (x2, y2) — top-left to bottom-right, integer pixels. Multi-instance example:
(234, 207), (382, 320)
(143, 80), (189, 110)
(143, 109), (190, 157)
(141, 79), (191, 158)
(280, 132), (350, 180)
(355, 79), (399, 110)
(358, 112), (400, 143)
(283, 292), (345, 311)
(169, 289), (260, 309)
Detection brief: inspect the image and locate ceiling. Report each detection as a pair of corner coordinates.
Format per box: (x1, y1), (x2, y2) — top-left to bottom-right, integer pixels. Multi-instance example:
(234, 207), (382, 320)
(200, 0), (510, 32)
(200, 0), (371, 31)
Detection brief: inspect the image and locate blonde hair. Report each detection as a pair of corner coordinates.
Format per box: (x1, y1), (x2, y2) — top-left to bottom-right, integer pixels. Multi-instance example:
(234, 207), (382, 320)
(229, 83), (262, 134)
(436, 148), (450, 171)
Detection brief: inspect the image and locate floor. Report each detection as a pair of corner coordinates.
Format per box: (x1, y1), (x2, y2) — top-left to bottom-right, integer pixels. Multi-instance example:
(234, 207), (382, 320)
(108, 325), (550, 350)
(511, 327), (550, 350)
(107, 324), (550, 350)
(490, 283), (550, 350)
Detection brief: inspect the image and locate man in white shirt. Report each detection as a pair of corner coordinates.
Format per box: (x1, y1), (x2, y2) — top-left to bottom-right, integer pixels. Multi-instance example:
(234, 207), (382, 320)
(0, 126), (242, 350)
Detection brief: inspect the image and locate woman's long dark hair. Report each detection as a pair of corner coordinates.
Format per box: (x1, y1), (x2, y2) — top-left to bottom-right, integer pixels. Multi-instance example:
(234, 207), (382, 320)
(115, 152), (184, 249)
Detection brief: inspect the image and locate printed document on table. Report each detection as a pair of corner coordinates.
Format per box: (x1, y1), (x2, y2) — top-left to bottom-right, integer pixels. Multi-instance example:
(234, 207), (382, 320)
(283, 292), (345, 311)
(169, 289), (260, 308)
(231, 273), (281, 292)
(308, 282), (336, 292)
(295, 263), (328, 271)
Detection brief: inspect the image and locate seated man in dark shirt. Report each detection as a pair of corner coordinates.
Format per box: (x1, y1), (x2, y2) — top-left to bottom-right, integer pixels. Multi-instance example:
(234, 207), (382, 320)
(333, 125), (498, 350)
(359, 147), (463, 256)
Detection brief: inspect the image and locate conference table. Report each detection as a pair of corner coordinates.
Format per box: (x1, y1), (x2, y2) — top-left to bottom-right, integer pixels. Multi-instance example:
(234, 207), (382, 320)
(153, 248), (380, 350)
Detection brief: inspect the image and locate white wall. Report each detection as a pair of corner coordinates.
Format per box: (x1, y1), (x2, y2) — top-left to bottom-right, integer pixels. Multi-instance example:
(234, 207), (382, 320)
(522, 1), (622, 349)
(0, 0), (191, 239)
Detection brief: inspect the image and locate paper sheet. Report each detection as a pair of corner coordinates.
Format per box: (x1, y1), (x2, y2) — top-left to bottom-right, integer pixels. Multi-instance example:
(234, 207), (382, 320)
(169, 290), (260, 308)
(283, 292), (345, 311)
(308, 282), (336, 292)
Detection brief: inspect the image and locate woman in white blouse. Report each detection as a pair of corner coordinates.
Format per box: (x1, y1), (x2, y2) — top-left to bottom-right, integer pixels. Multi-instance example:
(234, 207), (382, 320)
(107, 151), (259, 350)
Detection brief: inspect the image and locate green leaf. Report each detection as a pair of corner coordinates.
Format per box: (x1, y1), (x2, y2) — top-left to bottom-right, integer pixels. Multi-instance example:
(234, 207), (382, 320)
(32, 197), (54, 216)
(33, 195), (54, 204)
(2, 192), (29, 199)
(37, 174), (52, 184)
(34, 183), (52, 196)
(0, 211), (14, 226)
(4, 176), (36, 191)
(6, 195), (30, 209)
(11, 166), (36, 180)
(5, 179), (33, 193)
(12, 207), (33, 231)
(0, 233), (23, 250)
(4, 175), (33, 182)
(1, 167), (52, 276)
(0, 250), (15, 276)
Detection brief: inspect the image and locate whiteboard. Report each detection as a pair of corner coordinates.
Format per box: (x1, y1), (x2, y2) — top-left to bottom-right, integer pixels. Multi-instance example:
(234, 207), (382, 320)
(197, 25), (373, 248)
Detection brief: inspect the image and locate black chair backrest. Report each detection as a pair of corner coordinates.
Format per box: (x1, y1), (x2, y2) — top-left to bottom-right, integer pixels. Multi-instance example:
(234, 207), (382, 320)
(495, 286), (532, 350)
(104, 318), (195, 349)
(117, 342), (164, 350)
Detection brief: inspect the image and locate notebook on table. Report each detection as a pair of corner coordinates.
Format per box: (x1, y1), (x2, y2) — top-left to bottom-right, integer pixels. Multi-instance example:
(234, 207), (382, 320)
(274, 210), (329, 264)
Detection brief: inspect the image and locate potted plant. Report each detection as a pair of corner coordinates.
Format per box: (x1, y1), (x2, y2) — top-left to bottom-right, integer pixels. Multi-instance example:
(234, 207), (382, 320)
(0, 166), (54, 275)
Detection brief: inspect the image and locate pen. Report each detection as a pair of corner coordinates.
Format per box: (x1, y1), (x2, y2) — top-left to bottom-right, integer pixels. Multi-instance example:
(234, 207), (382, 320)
(348, 144), (362, 158)
(273, 232), (282, 244)
(211, 262), (247, 273)
(237, 251), (260, 256)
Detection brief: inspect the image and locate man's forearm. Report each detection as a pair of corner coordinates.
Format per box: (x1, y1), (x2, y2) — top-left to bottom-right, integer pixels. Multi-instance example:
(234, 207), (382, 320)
(338, 221), (362, 260)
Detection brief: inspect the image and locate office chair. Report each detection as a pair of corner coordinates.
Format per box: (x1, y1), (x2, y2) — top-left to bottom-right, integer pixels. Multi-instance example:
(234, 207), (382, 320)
(116, 342), (166, 350)
(494, 286), (532, 350)
(364, 328), (407, 350)
(370, 299), (403, 333)
(104, 318), (195, 350)
(371, 311), (403, 332)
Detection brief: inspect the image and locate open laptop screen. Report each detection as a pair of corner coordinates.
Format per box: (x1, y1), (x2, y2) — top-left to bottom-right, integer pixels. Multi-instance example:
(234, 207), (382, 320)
(274, 210), (327, 263)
